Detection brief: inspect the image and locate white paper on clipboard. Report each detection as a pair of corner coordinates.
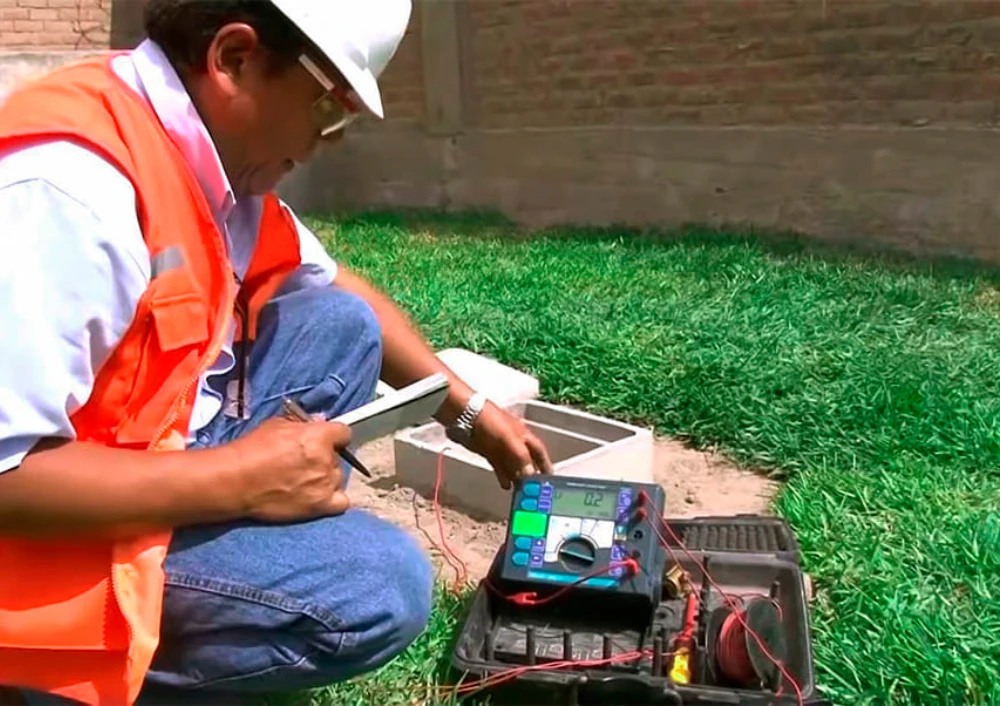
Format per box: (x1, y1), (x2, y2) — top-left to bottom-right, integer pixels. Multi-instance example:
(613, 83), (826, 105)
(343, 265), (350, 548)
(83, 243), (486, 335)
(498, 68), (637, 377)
(334, 373), (450, 447)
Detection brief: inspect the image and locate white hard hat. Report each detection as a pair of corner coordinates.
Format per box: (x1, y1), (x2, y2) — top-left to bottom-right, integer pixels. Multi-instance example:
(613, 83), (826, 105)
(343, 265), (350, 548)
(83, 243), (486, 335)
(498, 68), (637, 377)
(270, 0), (412, 119)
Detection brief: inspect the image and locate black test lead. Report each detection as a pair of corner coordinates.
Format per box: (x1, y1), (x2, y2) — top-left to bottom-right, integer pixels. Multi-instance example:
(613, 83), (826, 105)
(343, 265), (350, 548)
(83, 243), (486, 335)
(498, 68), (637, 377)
(484, 629), (495, 661)
(652, 636), (664, 676)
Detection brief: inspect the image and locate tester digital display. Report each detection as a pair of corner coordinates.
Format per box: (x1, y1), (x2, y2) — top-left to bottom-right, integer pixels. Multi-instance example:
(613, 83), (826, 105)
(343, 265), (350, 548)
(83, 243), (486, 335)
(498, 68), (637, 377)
(550, 488), (617, 520)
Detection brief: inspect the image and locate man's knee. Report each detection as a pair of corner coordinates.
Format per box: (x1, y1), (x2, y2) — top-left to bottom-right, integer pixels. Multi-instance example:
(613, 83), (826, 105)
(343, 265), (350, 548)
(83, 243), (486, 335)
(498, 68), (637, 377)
(379, 533), (435, 651)
(257, 512), (434, 684)
(311, 286), (382, 352)
(148, 513), (434, 694)
(329, 521), (434, 672)
(265, 285), (382, 358)
(247, 286), (383, 423)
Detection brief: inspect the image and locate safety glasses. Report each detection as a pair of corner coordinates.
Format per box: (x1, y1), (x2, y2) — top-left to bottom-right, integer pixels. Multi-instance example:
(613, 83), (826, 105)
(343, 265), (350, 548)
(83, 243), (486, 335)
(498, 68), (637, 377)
(298, 54), (362, 137)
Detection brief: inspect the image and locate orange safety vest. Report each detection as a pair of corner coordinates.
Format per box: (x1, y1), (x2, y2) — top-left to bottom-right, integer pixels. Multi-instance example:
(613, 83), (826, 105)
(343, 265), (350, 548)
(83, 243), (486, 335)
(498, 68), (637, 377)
(0, 54), (303, 704)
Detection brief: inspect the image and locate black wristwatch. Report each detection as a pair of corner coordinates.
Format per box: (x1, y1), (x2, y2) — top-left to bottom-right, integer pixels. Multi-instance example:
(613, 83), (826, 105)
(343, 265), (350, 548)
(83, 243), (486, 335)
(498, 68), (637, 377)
(445, 392), (487, 445)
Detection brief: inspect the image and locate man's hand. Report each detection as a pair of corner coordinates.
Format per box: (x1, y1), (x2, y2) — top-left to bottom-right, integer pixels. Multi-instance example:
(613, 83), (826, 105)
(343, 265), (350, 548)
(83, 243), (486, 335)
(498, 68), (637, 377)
(0, 414), (353, 537)
(463, 401), (554, 490)
(329, 266), (555, 490)
(230, 416), (352, 522)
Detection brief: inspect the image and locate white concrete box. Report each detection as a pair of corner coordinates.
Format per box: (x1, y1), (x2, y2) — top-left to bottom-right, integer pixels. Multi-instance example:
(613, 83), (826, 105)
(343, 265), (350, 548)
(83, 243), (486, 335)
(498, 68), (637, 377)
(393, 400), (655, 520)
(374, 348), (539, 408)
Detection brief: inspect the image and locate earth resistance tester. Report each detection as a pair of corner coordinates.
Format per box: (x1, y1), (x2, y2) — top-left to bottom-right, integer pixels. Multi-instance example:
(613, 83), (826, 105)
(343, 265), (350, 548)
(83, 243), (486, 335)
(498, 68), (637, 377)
(499, 476), (667, 613)
(450, 474), (826, 706)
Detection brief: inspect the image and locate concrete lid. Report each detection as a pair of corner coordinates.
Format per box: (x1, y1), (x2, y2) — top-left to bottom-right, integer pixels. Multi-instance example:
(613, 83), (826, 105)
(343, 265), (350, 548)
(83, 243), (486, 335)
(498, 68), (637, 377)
(435, 348), (540, 408)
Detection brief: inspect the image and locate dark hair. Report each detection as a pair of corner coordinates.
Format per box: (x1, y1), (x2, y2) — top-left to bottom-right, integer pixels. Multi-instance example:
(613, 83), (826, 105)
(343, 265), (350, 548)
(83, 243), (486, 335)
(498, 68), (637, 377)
(143, 0), (310, 74)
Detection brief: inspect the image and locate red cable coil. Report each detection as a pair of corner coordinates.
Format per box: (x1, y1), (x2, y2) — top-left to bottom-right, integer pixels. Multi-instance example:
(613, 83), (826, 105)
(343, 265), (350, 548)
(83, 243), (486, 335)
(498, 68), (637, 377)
(716, 607), (758, 686)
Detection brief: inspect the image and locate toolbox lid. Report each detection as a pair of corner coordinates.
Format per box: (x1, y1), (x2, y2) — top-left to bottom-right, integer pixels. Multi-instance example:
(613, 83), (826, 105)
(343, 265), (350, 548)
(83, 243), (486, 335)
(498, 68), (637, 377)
(660, 514), (802, 564)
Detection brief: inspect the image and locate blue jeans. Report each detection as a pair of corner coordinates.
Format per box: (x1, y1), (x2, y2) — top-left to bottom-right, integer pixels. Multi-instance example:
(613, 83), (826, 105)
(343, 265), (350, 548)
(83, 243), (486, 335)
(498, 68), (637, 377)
(135, 286), (433, 699)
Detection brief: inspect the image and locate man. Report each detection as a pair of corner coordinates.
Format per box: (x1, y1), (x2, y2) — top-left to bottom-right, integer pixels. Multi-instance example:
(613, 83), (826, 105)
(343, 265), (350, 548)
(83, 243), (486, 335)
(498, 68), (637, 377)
(0, 1), (553, 703)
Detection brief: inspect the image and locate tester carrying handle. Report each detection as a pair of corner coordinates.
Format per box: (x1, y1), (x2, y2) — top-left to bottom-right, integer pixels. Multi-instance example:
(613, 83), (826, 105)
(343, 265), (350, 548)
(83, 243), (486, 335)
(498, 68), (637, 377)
(582, 674), (683, 705)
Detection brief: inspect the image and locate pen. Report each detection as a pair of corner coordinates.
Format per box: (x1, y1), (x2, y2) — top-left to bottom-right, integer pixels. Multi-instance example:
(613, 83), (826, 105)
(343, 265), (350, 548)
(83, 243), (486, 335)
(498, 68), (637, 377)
(282, 397), (373, 479)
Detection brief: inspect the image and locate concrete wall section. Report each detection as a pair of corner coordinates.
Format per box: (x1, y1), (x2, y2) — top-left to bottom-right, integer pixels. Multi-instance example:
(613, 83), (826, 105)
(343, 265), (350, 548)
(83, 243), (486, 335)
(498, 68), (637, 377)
(282, 127), (449, 211)
(285, 124), (1000, 264)
(0, 50), (96, 98)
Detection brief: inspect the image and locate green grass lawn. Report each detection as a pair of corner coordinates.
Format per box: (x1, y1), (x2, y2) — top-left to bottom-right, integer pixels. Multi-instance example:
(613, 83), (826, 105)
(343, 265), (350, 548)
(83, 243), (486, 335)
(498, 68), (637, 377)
(291, 211), (1000, 706)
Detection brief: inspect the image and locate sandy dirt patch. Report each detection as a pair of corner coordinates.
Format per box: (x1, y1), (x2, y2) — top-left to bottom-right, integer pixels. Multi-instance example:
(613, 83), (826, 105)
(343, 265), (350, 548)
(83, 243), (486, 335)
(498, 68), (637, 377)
(352, 431), (779, 584)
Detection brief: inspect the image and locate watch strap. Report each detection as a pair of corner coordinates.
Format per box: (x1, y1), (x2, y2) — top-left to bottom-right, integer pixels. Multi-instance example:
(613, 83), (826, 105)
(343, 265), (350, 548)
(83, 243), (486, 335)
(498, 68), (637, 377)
(448, 392), (487, 442)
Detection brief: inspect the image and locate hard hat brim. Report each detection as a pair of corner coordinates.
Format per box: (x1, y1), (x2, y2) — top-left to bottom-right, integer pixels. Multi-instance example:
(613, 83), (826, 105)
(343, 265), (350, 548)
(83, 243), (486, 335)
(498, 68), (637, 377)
(320, 44), (384, 119)
(268, 0), (389, 120)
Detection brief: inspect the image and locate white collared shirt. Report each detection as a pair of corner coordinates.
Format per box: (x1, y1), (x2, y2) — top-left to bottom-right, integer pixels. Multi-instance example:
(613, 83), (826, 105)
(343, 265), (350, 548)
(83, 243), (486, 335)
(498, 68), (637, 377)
(0, 40), (339, 473)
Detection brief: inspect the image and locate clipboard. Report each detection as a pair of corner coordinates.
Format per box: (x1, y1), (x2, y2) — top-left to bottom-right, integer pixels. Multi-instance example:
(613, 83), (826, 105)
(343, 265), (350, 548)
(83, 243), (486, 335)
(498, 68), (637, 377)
(334, 373), (450, 447)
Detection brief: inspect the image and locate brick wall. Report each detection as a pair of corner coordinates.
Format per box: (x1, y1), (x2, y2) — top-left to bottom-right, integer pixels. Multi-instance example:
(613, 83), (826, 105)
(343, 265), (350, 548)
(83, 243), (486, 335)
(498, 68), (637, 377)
(467, 0), (1000, 129)
(4, 0), (1000, 129)
(375, 6), (425, 126)
(0, 0), (110, 49)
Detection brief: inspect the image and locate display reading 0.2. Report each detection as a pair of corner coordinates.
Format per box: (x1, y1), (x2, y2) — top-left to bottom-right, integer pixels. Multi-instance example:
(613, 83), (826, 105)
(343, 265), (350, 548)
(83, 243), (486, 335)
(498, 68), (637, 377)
(550, 487), (617, 519)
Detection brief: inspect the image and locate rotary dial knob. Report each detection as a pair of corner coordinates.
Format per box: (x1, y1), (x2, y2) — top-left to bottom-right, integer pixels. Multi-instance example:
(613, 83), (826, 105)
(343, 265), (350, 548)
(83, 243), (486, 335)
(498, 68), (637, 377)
(558, 536), (597, 571)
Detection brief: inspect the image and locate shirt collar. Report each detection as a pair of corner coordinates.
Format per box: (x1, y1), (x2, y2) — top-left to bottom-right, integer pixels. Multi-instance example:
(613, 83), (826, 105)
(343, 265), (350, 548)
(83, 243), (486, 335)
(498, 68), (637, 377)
(129, 39), (236, 226)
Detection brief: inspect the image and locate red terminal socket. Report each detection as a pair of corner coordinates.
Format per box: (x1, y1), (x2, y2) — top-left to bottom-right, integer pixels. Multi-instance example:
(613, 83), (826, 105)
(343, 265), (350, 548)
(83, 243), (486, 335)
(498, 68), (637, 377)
(620, 557), (640, 578)
(636, 490), (648, 507)
(634, 507), (647, 523)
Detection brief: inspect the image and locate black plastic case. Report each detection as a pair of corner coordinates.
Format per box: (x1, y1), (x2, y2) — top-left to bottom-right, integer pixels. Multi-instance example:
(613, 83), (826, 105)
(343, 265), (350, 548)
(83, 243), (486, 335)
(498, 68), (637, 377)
(450, 514), (830, 705)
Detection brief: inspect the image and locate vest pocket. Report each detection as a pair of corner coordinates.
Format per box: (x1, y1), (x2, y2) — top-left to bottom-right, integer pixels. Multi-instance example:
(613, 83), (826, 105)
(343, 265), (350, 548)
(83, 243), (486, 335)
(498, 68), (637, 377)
(0, 538), (129, 651)
(150, 293), (210, 351)
(114, 290), (212, 447)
